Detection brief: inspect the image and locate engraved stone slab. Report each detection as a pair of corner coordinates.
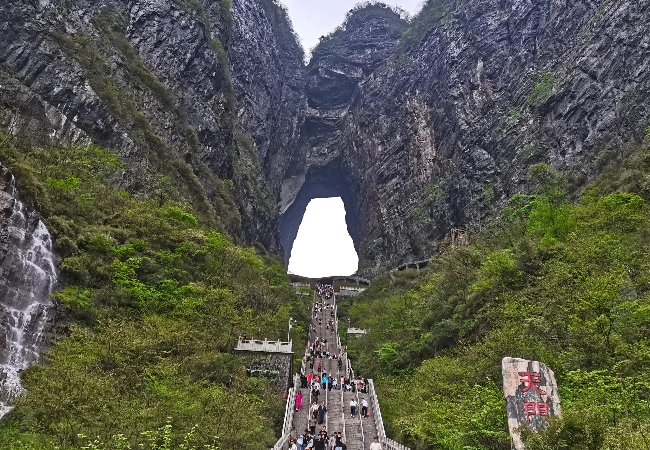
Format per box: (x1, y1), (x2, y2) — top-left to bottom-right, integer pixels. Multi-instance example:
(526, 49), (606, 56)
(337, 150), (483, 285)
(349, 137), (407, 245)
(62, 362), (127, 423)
(502, 357), (561, 449)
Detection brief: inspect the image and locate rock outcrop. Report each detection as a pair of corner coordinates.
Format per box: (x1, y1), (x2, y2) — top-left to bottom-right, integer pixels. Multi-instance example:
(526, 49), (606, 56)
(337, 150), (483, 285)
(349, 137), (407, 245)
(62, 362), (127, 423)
(1, 0), (650, 277)
(282, 0), (650, 274)
(278, 5), (408, 263)
(0, 0), (305, 255)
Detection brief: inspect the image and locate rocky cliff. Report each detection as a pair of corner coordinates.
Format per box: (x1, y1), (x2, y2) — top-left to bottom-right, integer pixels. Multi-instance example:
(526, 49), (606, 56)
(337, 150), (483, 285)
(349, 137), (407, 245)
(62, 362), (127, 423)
(2, 0), (650, 277)
(0, 0), (305, 256)
(278, 5), (408, 263)
(0, 0), (305, 406)
(283, 0), (650, 274)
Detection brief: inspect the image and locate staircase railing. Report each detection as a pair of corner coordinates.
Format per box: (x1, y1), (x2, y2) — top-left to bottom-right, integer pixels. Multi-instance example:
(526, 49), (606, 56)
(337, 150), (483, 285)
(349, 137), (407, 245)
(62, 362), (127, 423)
(367, 379), (411, 450)
(271, 377), (297, 450)
(347, 356), (365, 450)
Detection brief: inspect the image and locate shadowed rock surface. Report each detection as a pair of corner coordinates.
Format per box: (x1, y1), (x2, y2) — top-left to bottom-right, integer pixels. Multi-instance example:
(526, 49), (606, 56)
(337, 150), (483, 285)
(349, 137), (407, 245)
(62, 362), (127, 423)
(284, 0), (650, 275)
(278, 5), (408, 264)
(0, 0), (305, 255)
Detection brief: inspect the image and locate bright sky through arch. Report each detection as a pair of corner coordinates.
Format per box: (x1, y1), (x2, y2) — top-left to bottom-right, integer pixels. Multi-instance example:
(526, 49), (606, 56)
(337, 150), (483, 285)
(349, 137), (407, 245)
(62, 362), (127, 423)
(288, 197), (359, 278)
(279, 0), (424, 57)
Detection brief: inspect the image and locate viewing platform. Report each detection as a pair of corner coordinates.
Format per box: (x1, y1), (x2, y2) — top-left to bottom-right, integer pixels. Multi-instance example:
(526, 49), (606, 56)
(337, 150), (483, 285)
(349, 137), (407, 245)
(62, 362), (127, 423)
(347, 327), (368, 335)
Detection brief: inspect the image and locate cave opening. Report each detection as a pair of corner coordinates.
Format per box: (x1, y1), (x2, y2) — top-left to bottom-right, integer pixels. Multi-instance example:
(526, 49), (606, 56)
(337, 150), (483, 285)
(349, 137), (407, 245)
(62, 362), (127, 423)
(280, 161), (360, 277)
(287, 197), (358, 278)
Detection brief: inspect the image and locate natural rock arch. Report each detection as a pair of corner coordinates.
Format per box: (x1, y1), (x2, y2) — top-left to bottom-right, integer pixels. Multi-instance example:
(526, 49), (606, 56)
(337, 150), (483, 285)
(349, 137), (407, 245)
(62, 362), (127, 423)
(279, 160), (359, 264)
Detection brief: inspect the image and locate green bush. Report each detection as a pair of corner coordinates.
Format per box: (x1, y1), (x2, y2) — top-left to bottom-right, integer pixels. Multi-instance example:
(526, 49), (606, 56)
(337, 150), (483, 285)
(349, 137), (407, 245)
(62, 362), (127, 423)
(525, 72), (557, 107)
(338, 145), (650, 449)
(0, 136), (308, 449)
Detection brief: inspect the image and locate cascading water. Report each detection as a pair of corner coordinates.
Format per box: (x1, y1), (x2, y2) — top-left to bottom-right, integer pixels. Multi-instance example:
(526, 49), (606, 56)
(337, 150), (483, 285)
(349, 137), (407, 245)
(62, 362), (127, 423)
(0, 167), (57, 418)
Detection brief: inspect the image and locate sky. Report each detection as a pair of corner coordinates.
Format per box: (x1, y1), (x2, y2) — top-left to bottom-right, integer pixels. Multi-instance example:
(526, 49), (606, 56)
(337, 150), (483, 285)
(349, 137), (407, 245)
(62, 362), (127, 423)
(280, 0), (424, 55)
(288, 197), (359, 278)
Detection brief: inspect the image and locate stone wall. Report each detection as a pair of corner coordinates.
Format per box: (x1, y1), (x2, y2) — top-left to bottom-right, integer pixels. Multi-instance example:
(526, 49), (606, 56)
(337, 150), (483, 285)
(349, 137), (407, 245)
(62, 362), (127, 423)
(236, 351), (294, 392)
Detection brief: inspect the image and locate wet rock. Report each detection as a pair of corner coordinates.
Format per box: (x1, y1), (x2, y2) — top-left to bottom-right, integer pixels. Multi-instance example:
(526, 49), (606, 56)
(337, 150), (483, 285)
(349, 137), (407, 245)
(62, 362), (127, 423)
(0, 165), (57, 414)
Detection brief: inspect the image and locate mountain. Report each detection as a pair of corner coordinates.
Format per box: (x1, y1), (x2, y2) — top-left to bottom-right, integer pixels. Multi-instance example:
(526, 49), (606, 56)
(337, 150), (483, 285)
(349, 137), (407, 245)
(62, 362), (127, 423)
(1, 0), (650, 447)
(296, 0), (650, 274)
(2, 0), (649, 275)
(0, 0), (305, 256)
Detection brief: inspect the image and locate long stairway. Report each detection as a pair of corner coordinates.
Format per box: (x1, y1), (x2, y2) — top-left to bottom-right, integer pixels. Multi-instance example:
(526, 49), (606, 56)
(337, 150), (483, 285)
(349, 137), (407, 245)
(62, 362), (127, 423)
(274, 287), (408, 450)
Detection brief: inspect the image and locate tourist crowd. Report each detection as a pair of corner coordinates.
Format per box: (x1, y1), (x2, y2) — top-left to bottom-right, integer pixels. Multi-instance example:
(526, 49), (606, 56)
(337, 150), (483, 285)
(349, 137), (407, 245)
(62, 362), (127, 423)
(289, 285), (381, 450)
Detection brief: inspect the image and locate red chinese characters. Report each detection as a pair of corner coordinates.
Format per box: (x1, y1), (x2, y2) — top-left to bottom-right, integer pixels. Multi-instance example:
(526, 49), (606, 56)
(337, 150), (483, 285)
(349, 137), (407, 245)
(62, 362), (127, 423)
(519, 371), (547, 395)
(523, 402), (550, 422)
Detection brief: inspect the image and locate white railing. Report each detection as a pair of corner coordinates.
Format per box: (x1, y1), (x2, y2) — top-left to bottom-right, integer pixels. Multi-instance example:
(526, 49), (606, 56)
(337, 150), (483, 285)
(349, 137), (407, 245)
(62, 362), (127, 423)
(347, 356), (366, 450)
(367, 379), (411, 450)
(340, 375), (347, 444)
(271, 364), (303, 449)
(271, 383), (296, 450)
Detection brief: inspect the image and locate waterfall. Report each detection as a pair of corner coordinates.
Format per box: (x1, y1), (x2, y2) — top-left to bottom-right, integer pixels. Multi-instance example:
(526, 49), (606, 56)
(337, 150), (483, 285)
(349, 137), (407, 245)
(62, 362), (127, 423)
(0, 169), (57, 418)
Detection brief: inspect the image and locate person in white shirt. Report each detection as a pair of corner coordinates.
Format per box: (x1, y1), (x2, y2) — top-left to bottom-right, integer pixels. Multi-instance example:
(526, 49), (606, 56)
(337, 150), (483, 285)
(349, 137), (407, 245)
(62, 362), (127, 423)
(369, 436), (382, 450)
(361, 398), (369, 418)
(350, 398), (357, 417)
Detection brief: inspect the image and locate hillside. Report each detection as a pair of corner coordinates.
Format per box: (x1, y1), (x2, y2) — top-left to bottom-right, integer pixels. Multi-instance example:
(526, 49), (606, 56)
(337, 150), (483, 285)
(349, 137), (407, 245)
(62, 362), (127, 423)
(337, 143), (650, 449)
(0, 0), (649, 448)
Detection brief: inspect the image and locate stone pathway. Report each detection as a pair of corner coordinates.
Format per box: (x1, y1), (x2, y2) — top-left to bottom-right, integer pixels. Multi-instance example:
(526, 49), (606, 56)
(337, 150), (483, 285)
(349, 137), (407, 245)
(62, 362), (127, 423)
(291, 292), (378, 450)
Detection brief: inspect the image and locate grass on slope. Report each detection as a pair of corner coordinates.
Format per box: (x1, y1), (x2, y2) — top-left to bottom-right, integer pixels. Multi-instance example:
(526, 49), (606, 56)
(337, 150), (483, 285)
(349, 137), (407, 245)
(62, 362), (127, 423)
(0, 132), (309, 449)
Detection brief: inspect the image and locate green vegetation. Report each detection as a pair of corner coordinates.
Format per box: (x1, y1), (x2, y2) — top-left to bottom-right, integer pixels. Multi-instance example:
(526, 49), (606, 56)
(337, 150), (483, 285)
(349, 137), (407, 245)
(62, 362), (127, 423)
(506, 106), (523, 121)
(0, 132), (308, 449)
(258, 0), (304, 60)
(525, 72), (557, 108)
(339, 150), (650, 448)
(51, 13), (237, 231)
(398, 0), (458, 53)
(645, 126), (650, 137)
(410, 180), (447, 220)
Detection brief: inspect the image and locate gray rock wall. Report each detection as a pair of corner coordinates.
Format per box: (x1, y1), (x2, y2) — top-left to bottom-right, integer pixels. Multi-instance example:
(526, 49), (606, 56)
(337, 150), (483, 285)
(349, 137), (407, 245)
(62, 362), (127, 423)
(2, 0), (650, 277)
(330, 0), (650, 274)
(0, 0), (307, 256)
(237, 350), (294, 392)
(278, 5), (408, 264)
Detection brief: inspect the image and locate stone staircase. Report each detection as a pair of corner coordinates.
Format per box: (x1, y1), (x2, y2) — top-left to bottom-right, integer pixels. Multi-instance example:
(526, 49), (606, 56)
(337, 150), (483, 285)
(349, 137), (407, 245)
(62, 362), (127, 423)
(272, 291), (410, 450)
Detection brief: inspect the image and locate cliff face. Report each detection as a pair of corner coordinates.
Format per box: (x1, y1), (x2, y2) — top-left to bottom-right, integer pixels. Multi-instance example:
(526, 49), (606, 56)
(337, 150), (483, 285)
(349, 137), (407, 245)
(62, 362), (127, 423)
(229, 0), (306, 194)
(0, 0), (304, 255)
(2, 0), (650, 277)
(286, 0), (650, 274)
(278, 5), (408, 263)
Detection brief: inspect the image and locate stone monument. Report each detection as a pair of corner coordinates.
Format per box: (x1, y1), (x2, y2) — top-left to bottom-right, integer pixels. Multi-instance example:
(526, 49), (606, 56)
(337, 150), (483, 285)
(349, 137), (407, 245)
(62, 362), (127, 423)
(502, 357), (561, 449)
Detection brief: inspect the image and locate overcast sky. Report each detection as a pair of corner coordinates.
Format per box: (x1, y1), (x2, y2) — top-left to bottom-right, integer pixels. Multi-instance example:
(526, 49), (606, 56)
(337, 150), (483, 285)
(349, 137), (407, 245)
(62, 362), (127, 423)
(288, 198), (359, 278)
(280, 0), (424, 55)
